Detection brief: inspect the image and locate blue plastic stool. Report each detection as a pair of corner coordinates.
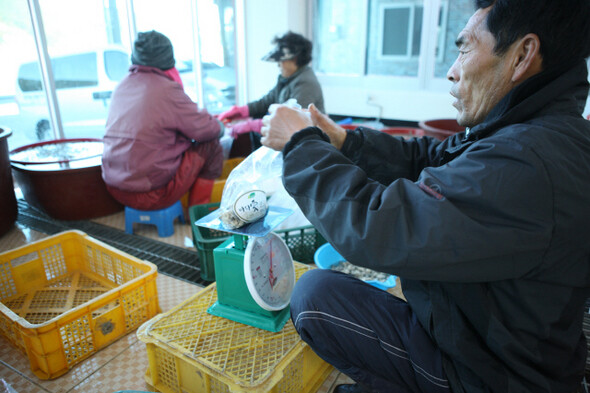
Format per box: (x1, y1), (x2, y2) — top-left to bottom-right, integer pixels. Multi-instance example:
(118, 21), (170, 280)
(125, 200), (185, 237)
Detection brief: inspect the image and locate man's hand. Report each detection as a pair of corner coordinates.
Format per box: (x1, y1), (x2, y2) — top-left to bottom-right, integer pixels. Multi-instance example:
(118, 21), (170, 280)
(261, 104), (347, 151)
(308, 104), (346, 150)
(261, 105), (313, 151)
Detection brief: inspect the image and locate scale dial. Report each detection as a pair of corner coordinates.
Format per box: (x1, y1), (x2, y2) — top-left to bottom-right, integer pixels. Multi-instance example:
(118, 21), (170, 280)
(244, 232), (295, 311)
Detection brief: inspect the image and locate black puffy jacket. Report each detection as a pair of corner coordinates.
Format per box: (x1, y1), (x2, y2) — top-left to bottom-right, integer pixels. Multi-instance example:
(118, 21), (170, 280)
(281, 60), (590, 393)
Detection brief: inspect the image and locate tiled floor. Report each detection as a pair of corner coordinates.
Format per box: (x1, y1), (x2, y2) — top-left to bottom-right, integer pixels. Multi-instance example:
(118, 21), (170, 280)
(0, 207), (350, 393)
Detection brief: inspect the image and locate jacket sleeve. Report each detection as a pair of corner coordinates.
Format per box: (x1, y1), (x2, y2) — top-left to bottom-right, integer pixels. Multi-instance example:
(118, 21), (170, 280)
(168, 84), (221, 142)
(247, 80), (282, 118)
(284, 68), (324, 111)
(340, 126), (443, 184)
(282, 127), (553, 283)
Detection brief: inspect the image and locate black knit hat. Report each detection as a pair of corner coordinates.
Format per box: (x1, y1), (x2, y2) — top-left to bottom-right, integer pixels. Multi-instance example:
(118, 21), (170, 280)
(131, 30), (175, 70)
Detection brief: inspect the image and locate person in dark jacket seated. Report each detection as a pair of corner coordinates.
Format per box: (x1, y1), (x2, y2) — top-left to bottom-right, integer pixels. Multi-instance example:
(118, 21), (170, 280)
(260, 0), (590, 392)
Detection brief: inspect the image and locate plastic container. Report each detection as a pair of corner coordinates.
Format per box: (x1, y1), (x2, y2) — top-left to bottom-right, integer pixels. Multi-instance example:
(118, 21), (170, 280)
(277, 225), (326, 264)
(381, 127), (424, 137)
(0, 230), (159, 379)
(189, 203), (230, 281)
(189, 203), (327, 281)
(0, 128), (17, 237)
(418, 118), (465, 140)
(10, 139), (123, 220)
(314, 243), (397, 290)
(342, 124), (425, 138)
(137, 263), (333, 393)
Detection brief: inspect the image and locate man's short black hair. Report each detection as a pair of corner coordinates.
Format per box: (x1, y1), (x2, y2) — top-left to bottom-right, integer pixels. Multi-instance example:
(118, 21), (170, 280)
(475, 0), (590, 72)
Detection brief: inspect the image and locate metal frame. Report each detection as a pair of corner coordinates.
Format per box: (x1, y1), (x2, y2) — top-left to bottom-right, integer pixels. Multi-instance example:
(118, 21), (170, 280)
(26, 0), (64, 139)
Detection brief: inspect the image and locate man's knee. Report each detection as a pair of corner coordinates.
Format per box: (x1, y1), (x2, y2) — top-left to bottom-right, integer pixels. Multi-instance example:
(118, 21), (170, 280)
(291, 269), (346, 314)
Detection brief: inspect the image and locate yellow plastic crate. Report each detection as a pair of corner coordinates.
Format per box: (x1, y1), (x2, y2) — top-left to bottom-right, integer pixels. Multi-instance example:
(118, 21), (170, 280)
(138, 263), (333, 393)
(0, 230), (159, 380)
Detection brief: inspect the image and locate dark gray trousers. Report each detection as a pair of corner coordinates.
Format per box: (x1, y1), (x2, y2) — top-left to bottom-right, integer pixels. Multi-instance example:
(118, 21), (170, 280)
(290, 269), (452, 393)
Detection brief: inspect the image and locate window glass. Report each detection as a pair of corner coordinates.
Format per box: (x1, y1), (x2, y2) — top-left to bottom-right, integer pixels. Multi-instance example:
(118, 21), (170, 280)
(104, 50), (130, 81)
(0, 1), (51, 149)
(314, 0), (455, 80)
(411, 6), (423, 56)
(18, 53), (101, 92)
(36, 0), (131, 140)
(0, 0), (131, 143)
(434, 0), (472, 78)
(381, 7), (411, 56)
(53, 53), (99, 89)
(1, 0), (234, 149)
(367, 0), (423, 77)
(133, 0), (236, 113)
(312, 0), (366, 75)
(197, 0), (236, 113)
(17, 62), (44, 92)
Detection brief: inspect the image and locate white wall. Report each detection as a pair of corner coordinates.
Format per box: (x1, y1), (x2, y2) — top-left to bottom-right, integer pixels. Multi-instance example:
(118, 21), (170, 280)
(241, 0), (309, 104)
(318, 75), (456, 122)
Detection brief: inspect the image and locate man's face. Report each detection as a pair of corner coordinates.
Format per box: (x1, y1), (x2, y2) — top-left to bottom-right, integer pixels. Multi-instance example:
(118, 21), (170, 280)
(447, 7), (515, 128)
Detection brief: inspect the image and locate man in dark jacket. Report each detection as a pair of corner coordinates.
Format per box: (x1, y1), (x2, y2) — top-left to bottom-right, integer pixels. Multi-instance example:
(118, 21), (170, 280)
(260, 0), (590, 392)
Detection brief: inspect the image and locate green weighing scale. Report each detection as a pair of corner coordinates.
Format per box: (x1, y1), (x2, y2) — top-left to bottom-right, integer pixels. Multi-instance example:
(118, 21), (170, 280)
(196, 205), (296, 332)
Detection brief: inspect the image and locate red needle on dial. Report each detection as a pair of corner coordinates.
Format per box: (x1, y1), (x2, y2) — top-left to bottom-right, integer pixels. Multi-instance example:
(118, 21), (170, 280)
(268, 239), (276, 289)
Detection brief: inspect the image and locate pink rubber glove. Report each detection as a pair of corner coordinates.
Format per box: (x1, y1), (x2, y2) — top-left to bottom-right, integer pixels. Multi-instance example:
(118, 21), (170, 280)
(230, 119), (263, 138)
(218, 105), (249, 123)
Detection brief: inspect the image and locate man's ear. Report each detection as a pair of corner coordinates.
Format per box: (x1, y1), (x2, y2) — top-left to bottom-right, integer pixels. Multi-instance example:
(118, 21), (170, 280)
(511, 33), (543, 82)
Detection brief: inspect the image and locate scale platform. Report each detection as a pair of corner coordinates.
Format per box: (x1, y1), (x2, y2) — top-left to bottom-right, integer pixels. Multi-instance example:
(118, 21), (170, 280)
(195, 205), (293, 238)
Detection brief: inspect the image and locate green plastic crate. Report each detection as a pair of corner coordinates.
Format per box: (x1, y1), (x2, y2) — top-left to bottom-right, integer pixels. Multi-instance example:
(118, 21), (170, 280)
(277, 225), (327, 264)
(189, 203), (326, 282)
(189, 203), (230, 282)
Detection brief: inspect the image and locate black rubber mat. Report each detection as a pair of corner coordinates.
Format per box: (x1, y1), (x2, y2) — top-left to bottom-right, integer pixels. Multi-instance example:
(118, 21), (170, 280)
(15, 199), (209, 286)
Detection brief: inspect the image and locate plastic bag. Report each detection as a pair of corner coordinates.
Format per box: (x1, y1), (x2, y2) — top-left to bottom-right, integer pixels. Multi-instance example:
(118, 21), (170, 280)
(218, 98), (306, 230)
(218, 146), (283, 229)
(267, 187), (311, 230)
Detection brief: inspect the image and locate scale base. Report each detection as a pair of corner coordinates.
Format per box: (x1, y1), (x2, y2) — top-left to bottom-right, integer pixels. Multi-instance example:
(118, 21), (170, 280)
(208, 301), (291, 332)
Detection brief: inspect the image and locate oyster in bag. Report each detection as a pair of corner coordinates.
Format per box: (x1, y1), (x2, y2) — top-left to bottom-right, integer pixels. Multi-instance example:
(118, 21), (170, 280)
(219, 190), (268, 229)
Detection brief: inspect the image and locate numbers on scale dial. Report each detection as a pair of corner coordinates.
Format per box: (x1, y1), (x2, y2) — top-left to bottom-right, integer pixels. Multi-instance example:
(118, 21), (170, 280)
(245, 233), (294, 311)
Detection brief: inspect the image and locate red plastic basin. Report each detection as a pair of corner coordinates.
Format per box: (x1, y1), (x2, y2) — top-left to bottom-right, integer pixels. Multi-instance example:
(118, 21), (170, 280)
(10, 139), (123, 221)
(341, 125), (425, 138)
(418, 119), (465, 140)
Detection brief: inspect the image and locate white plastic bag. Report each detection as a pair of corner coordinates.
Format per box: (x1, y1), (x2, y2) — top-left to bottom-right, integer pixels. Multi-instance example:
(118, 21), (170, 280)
(218, 98), (308, 230)
(218, 146), (283, 229)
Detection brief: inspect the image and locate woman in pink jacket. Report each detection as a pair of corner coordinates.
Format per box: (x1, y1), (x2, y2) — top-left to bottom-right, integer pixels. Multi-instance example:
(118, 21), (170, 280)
(102, 30), (223, 210)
